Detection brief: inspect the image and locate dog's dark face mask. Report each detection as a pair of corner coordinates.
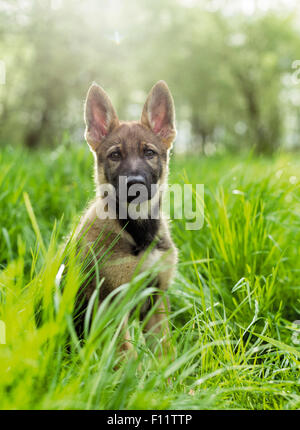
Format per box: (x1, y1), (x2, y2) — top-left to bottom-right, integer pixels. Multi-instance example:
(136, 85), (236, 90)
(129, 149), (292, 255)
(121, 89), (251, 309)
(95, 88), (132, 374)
(84, 80), (176, 205)
(98, 123), (165, 204)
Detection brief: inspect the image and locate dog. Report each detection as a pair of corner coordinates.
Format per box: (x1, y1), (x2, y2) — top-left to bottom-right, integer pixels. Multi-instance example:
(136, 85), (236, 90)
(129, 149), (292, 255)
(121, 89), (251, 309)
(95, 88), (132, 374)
(74, 80), (178, 353)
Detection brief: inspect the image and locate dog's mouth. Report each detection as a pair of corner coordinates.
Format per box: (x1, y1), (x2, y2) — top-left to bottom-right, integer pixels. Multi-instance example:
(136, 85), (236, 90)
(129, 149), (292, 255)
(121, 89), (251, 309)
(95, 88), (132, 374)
(117, 183), (158, 204)
(113, 175), (158, 204)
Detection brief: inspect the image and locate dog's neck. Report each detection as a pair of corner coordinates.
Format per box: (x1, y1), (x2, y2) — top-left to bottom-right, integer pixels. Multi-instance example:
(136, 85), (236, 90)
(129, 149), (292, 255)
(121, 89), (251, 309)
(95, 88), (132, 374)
(119, 217), (159, 255)
(95, 181), (165, 253)
(117, 196), (161, 254)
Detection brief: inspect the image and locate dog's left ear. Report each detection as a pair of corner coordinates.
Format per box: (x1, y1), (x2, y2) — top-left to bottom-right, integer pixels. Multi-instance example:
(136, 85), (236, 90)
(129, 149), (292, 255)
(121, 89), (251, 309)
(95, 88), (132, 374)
(141, 80), (176, 148)
(84, 83), (119, 151)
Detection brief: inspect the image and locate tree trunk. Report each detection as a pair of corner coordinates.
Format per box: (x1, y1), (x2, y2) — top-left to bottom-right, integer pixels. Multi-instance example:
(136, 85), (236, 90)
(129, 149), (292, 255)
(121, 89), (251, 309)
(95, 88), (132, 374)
(24, 109), (49, 149)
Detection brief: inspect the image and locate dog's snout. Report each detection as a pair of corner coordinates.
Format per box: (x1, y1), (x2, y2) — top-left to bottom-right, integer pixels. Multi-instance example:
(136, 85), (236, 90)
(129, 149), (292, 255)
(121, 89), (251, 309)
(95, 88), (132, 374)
(126, 175), (146, 188)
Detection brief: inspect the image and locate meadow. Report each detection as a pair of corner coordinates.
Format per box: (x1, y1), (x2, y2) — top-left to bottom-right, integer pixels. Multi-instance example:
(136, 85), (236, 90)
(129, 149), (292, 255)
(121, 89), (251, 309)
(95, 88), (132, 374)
(0, 142), (299, 410)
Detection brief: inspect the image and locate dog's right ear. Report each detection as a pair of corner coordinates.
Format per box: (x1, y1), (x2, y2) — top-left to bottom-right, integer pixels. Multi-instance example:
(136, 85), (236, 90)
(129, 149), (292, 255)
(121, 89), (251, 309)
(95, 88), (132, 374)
(84, 83), (119, 151)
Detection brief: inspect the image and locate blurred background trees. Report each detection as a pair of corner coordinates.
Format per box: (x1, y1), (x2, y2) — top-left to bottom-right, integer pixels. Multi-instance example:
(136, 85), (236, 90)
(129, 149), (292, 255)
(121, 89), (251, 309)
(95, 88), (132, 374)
(0, 0), (299, 154)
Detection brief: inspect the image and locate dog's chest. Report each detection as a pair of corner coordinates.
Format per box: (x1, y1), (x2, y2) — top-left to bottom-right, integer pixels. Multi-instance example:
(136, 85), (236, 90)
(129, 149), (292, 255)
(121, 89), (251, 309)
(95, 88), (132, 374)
(140, 248), (163, 272)
(99, 243), (162, 292)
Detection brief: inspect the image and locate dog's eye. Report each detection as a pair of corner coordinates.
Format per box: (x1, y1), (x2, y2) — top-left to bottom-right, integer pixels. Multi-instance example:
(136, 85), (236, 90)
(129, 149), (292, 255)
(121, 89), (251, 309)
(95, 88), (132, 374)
(109, 151), (122, 161)
(144, 149), (156, 159)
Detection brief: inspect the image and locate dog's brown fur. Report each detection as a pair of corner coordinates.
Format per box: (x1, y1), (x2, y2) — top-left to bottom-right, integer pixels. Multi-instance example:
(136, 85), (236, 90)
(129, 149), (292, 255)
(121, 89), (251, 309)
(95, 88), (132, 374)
(74, 80), (178, 352)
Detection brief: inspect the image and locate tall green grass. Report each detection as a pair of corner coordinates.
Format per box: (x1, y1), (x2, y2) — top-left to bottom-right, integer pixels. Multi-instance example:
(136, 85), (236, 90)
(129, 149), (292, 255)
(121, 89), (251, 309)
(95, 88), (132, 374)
(0, 142), (299, 409)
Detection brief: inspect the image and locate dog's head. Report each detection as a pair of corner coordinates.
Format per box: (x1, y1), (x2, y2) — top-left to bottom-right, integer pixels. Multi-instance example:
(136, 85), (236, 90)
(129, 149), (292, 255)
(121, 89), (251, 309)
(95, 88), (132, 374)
(84, 81), (176, 203)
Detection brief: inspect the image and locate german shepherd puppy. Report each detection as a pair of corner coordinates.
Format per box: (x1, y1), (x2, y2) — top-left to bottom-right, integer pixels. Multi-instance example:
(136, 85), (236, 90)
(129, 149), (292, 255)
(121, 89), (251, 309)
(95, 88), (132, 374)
(74, 80), (178, 352)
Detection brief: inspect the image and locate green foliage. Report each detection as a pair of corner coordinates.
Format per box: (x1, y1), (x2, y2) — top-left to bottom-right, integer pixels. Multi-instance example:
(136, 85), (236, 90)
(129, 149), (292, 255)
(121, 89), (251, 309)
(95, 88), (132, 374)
(0, 0), (300, 153)
(0, 145), (299, 409)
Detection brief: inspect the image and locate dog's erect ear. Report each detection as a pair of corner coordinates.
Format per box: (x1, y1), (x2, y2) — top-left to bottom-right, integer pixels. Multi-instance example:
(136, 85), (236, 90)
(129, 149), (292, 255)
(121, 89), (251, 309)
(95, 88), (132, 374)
(141, 80), (176, 148)
(84, 83), (119, 151)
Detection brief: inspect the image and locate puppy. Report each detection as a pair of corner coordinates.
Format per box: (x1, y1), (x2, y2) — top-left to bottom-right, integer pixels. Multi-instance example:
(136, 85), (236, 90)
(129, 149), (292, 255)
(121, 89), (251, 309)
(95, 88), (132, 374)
(74, 80), (178, 352)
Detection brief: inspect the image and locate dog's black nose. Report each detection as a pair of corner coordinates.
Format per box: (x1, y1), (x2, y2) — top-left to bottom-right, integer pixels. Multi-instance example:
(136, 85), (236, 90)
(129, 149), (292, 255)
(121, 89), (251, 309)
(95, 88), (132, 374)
(126, 175), (146, 188)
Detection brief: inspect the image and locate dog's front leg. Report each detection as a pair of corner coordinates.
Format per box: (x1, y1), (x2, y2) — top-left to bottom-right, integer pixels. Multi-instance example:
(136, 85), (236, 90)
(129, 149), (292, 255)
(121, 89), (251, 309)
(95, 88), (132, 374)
(119, 314), (135, 353)
(144, 297), (174, 357)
